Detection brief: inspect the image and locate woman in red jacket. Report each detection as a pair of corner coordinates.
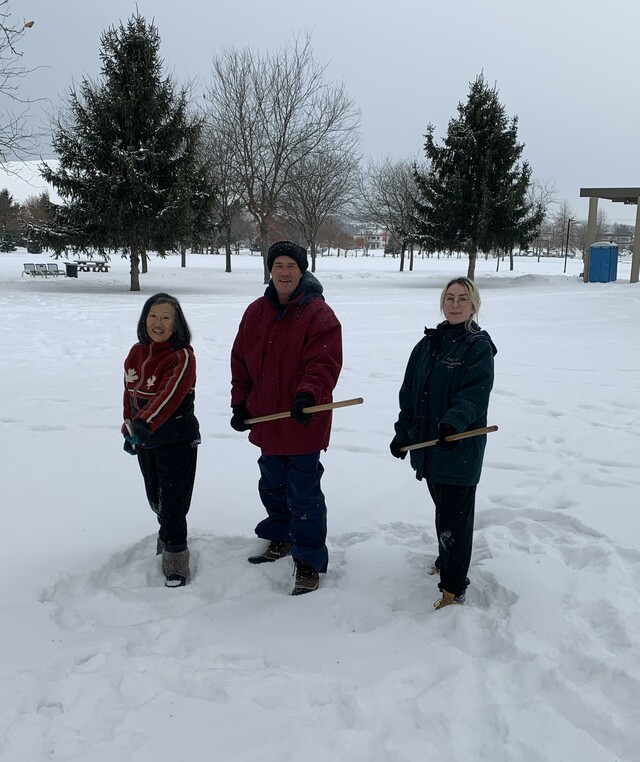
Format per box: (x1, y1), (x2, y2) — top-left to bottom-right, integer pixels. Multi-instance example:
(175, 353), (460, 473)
(123, 293), (200, 587)
(231, 241), (342, 595)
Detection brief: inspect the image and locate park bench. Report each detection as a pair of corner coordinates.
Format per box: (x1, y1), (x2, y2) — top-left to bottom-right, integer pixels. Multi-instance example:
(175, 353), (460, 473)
(22, 262), (69, 277)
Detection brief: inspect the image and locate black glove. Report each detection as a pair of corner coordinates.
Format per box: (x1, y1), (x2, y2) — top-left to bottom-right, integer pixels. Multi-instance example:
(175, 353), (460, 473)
(389, 440), (407, 460)
(438, 423), (458, 451)
(123, 439), (137, 456)
(230, 402), (252, 432)
(131, 418), (151, 444)
(121, 420), (140, 445)
(290, 392), (314, 424)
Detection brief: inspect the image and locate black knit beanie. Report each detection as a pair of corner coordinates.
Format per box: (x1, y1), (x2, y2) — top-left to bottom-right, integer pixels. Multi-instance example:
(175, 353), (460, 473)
(267, 241), (308, 273)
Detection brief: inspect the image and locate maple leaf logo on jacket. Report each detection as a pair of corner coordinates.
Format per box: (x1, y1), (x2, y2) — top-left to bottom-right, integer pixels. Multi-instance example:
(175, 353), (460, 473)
(146, 375), (157, 389)
(125, 368), (138, 383)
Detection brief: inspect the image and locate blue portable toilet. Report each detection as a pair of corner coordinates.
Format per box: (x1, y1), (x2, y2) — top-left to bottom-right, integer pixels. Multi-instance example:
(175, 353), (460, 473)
(588, 242), (618, 283)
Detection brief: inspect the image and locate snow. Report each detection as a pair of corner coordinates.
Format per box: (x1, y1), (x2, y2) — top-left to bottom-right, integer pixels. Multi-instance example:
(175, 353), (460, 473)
(1, 249), (639, 762)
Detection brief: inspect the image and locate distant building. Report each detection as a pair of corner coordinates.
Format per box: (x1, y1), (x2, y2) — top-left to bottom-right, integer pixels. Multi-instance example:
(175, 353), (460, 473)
(365, 229), (387, 250)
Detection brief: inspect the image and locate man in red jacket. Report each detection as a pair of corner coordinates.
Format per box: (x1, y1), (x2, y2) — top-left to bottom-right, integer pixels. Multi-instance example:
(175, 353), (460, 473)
(230, 241), (342, 595)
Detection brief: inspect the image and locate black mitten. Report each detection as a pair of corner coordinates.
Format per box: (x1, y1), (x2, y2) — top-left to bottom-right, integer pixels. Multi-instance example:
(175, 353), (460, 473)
(230, 402), (252, 432)
(438, 423), (458, 450)
(389, 440), (407, 460)
(290, 392), (314, 424)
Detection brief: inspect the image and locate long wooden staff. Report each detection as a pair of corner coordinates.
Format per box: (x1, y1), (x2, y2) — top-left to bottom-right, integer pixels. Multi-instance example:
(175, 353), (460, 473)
(400, 424), (498, 452)
(245, 397), (364, 425)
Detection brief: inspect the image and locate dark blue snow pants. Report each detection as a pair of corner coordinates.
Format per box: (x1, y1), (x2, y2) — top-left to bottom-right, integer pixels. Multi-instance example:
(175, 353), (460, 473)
(255, 451), (328, 573)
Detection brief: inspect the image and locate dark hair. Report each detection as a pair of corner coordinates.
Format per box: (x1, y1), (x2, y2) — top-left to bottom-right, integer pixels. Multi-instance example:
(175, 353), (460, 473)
(137, 293), (192, 348)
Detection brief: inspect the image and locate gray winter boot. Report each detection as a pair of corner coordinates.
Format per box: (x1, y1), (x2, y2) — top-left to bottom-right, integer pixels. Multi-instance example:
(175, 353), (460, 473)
(162, 548), (190, 588)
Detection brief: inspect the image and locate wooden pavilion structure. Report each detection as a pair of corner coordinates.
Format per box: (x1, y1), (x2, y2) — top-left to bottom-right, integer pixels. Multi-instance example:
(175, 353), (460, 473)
(580, 187), (640, 283)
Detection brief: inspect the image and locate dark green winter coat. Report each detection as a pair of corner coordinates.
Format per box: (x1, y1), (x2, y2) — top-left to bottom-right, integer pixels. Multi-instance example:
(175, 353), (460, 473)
(392, 321), (496, 486)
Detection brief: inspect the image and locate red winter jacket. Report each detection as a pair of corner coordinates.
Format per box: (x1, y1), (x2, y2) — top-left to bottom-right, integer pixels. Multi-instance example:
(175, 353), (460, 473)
(123, 341), (200, 447)
(231, 273), (342, 456)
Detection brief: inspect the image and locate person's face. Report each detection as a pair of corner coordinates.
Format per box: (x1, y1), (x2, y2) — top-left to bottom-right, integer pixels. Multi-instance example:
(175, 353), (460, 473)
(442, 283), (474, 325)
(271, 256), (302, 303)
(146, 302), (176, 343)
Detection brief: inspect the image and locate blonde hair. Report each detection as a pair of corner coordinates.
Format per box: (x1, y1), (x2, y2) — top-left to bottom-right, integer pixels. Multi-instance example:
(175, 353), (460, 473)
(440, 277), (481, 331)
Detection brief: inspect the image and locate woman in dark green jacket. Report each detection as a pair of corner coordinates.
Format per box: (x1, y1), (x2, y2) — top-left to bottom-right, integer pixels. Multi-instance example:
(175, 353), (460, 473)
(390, 277), (496, 610)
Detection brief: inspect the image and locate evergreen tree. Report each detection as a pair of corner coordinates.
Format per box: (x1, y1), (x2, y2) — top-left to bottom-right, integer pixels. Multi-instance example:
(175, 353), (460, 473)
(414, 74), (543, 279)
(0, 228), (16, 251)
(26, 236), (42, 254)
(40, 14), (213, 291)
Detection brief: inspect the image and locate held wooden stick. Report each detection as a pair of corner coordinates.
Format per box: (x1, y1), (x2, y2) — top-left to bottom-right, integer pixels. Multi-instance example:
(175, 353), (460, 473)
(399, 424), (498, 453)
(245, 397), (364, 425)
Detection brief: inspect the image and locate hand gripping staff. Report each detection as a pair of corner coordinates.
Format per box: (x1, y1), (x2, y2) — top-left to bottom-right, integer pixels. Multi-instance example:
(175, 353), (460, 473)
(244, 397), (364, 425)
(399, 425), (498, 452)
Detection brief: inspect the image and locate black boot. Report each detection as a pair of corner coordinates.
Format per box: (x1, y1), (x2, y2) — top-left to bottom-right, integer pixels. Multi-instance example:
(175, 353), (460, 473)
(248, 540), (292, 564)
(292, 559), (319, 595)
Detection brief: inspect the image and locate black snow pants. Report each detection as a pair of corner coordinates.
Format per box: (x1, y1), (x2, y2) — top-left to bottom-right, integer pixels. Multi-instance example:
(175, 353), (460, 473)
(136, 441), (198, 552)
(427, 480), (476, 597)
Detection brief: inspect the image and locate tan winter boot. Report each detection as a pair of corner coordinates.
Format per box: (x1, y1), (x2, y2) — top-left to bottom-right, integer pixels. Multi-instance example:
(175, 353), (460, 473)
(433, 589), (465, 610)
(162, 548), (190, 588)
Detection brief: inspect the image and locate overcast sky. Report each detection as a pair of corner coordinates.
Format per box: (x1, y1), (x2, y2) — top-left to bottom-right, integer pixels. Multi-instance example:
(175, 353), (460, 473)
(14, 0), (640, 224)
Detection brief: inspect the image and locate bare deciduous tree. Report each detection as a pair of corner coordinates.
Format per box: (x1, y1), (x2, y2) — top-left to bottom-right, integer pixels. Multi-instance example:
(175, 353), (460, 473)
(527, 178), (557, 257)
(206, 35), (360, 282)
(357, 157), (421, 272)
(201, 122), (246, 272)
(0, 1), (36, 163)
(279, 137), (359, 271)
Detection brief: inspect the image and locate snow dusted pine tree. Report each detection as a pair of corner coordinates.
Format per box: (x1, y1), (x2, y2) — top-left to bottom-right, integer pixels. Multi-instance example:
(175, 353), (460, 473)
(40, 13), (212, 291)
(413, 74), (543, 280)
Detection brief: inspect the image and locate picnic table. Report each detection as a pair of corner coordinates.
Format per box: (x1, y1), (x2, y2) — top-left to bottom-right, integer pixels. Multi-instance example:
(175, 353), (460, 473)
(74, 259), (110, 272)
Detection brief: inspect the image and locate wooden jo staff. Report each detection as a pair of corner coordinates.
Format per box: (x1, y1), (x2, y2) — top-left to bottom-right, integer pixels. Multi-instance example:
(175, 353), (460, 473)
(245, 397), (364, 425)
(400, 424), (498, 452)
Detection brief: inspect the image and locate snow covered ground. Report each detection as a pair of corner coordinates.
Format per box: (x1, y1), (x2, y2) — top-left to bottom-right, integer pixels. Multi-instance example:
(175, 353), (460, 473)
(1, 248), (639, 762)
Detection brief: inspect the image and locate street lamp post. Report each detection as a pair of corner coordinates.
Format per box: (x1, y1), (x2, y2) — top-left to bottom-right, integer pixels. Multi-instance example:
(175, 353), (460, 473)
(563, 218), (575, 274)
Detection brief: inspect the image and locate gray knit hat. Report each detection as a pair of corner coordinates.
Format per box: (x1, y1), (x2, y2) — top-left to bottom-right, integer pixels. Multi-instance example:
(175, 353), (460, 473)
(267, 241), (308, 273)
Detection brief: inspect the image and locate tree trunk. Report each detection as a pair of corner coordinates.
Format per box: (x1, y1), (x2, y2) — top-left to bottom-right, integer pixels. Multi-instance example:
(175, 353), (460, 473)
(310, 241), (317, 273)
(509, 247), (514, 271)
(141, 251), (148, 274)
(224, 222), (232, 273)
(181, 245), (187, 268)
(130, 247), (141, 292)
(467, 248), (477, 280)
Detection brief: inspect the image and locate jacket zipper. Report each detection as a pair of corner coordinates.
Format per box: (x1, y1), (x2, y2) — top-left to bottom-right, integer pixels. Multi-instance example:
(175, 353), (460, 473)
(132, 344), (154, 409)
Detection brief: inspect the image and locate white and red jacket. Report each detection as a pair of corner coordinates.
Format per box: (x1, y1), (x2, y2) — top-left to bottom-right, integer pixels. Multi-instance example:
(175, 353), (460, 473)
(123, 340), (200, 448)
